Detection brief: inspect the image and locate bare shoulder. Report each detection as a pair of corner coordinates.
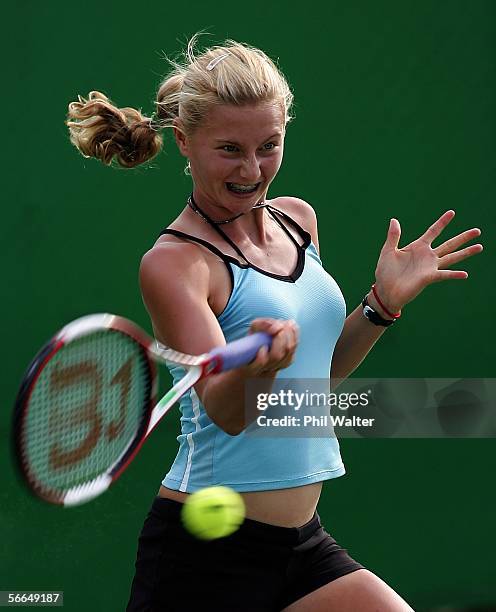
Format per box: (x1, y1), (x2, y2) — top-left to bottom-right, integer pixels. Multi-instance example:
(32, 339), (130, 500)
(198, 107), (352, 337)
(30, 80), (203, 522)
(270, 195), (317, 224)
(270, 196), (320, 253)
(140, 240), (210, 296)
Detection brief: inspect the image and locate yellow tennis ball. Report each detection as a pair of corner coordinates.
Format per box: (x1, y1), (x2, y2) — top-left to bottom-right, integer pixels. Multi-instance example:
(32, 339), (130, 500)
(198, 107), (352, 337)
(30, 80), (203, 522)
(181, 486), (246, 540)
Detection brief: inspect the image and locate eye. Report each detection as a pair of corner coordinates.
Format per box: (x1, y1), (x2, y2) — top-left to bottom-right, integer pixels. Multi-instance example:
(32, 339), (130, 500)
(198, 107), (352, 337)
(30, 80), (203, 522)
(220, 142), (278, 153)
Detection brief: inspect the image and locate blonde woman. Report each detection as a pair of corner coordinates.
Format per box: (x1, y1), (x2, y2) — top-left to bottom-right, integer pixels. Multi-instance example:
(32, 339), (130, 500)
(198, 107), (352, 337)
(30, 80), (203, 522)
(66, 35), (482, 612)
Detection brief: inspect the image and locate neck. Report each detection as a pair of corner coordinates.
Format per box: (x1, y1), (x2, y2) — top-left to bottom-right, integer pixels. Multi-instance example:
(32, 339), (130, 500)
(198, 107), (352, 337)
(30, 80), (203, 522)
(188, 192), (267, 225)
(187, 192), (271, 245)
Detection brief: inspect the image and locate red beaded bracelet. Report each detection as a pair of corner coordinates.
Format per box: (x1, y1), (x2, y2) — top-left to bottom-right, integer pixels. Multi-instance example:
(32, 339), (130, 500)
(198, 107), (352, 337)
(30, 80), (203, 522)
(371, 284), (402, 319)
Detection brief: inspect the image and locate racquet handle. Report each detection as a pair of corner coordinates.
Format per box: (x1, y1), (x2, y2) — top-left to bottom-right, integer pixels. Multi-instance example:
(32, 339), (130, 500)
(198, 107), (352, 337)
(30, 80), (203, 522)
(208, 332), (272, 372)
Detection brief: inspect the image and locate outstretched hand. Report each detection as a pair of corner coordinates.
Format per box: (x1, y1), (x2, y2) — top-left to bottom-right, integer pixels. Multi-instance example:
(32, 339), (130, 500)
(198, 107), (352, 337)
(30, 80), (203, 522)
(373, 210), (483, 313)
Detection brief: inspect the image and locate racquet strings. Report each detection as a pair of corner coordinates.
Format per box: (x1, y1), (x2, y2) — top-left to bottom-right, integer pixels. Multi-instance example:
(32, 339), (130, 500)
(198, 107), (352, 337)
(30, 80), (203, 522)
(20, 330), (152, 499)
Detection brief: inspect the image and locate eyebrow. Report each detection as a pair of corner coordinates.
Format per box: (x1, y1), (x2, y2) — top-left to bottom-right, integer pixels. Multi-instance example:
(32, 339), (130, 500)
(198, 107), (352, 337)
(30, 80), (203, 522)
(214, 132), (282, 145)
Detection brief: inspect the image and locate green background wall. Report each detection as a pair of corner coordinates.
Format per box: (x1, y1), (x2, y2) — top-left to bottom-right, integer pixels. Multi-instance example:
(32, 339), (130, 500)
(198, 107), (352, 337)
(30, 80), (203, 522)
(2, 1), (494, 610)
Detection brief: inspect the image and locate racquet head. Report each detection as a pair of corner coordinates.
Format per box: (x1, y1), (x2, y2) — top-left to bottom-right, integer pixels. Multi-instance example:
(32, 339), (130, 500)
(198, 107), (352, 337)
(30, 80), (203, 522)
(12, 314), (162, 506)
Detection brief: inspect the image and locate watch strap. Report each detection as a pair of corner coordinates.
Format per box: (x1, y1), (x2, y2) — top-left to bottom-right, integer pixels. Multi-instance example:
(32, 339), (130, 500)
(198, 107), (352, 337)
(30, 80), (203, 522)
(362, 294), (395, 327)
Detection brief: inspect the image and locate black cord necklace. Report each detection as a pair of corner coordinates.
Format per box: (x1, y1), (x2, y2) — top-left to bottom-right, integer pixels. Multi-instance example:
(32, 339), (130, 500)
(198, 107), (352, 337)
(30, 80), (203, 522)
(187, 193), (267, 225)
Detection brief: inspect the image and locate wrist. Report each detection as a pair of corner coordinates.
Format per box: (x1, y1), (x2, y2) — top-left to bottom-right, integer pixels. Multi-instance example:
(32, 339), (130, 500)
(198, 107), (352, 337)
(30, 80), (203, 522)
(366, 291), (395, 321)
(239, 362), (279, 379)
(361, 291), (400, 328)
(370, 283), (402, 319)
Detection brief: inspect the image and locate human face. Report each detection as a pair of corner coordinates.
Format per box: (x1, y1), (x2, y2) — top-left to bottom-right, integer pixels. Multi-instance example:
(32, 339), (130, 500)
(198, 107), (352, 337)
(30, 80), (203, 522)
(175, 103), (285, 215)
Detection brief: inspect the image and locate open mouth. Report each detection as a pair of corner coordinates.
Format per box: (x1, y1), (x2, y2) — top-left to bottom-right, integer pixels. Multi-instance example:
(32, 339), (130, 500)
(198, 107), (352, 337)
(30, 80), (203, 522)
(226, 182), (261, 194)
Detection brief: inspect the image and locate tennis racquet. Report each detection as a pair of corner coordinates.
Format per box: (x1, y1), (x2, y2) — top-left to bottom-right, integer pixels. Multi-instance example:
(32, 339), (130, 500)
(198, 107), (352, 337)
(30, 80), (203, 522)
(12, 313), (271, 507)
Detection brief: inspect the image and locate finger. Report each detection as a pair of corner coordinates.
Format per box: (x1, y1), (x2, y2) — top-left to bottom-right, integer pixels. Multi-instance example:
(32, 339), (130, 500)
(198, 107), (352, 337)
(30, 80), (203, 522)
(431, 269), (469, 282)
(268, 329), (292, 362)
(252, 345), (269, 363)
(438, 243), (483, 268)
(264, 326), (297, 370)
(247, 321), (297, 374)
(249, 318), (284, 336)
(271, 324), (298, 370)
(267, 320), (286, 336)
(434, 228), (482, 257)
(245, 345), (271, 374)
(286, 320), (299, 346)
(269, 320), (298, 341)
(419, 210), (455, 246)
(252, 318), (284, 331)
(384, 218), (401, 250)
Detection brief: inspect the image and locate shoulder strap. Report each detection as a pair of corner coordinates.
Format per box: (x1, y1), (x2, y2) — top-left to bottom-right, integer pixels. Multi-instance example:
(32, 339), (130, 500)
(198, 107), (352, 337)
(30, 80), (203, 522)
(198, 222), (248, 262)
(187, 195), (249, 263)
(266, 205), (312, 247)
(157, 228), (242, 267)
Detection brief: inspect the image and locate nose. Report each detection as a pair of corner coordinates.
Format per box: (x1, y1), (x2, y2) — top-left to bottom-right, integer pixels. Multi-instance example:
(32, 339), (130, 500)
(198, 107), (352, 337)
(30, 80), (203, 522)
(239, 154), (262, 182)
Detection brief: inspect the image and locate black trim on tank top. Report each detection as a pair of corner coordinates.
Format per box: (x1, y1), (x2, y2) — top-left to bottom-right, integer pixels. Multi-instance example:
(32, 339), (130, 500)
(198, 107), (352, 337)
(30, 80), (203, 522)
(155, 228), (236, 292)
(157, 204), (312, 283)
(266, 206), (311, 249)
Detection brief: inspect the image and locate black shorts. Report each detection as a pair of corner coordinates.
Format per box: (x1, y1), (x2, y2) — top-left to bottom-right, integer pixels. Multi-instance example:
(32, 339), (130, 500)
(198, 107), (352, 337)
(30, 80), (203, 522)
(126, 496), (364, 612)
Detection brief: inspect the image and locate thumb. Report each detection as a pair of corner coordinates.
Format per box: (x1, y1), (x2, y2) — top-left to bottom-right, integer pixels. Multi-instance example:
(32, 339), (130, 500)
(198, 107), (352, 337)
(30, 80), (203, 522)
(385, 218), (401, 250)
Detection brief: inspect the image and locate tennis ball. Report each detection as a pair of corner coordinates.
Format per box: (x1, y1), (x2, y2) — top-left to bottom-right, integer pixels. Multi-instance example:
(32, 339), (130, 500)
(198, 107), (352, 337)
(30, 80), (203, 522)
(181, 486), (245, 540)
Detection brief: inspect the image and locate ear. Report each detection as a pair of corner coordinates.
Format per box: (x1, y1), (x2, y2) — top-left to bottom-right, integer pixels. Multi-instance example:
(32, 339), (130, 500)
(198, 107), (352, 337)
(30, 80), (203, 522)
(173, 119), (189, 158)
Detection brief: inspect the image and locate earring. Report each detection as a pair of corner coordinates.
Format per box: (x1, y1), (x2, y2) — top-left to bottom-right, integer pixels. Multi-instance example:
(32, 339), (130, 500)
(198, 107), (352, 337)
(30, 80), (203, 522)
(184, 160), (191, 176)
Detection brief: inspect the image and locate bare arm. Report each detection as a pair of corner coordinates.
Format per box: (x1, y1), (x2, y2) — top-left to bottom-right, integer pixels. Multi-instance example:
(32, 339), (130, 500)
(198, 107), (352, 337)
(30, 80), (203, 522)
(285, 198), (482, 389)
(329, 292), (391, 388)
(330, 212), (483, 386)
(139, 243), (298, 435)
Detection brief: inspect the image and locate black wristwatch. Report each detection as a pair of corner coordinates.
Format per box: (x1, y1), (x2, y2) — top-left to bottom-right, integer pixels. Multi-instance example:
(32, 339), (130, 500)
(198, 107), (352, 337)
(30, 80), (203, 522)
(361, 294), (395, 327)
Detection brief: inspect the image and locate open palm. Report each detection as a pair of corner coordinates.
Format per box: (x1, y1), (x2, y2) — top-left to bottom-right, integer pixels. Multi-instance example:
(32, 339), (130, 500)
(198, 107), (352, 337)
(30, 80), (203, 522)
(374, 210), (483, 313)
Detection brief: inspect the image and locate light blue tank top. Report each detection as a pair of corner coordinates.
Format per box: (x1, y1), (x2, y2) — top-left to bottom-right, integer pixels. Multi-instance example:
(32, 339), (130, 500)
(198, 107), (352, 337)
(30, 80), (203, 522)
(157, 201), (347, 492)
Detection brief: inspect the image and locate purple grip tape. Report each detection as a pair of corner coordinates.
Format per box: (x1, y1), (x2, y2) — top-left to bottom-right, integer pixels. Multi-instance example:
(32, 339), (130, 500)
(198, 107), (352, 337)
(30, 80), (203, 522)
(208, 332), (272, 372)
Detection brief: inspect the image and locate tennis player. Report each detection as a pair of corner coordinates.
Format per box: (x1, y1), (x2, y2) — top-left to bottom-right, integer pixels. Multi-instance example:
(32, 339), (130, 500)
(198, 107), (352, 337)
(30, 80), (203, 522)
(67, 35), (482, 612)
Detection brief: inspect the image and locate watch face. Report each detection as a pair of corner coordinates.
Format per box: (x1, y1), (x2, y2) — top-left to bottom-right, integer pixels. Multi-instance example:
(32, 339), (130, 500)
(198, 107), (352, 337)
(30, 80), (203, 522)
(364, 305), (374, 317)
(363, 304), (393, 326)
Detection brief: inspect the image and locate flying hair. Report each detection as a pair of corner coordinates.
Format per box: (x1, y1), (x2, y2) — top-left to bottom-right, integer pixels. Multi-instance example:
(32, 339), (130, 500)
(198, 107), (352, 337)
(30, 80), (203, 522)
(65, 32), (294, 169)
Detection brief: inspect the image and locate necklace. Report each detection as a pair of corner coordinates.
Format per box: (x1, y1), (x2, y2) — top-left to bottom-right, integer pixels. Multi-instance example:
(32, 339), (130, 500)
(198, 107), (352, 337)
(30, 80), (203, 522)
(187, 194), (267, 225)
